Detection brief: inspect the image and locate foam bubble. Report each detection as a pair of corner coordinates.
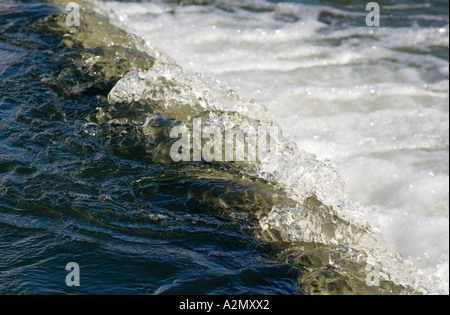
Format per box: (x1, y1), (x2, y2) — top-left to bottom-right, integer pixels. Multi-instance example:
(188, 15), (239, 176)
(103, 0), (449, 294)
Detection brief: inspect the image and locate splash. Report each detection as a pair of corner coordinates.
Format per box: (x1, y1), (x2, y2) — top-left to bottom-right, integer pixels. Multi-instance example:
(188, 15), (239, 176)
(43, 0), (446, 294)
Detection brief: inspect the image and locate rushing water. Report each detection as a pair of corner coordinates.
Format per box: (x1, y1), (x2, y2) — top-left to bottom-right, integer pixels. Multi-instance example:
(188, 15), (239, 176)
(0, 0), (448, 295)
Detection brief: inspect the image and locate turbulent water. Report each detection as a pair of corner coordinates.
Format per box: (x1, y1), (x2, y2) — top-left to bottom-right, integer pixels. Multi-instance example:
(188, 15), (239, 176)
(0, 0), (448, 295)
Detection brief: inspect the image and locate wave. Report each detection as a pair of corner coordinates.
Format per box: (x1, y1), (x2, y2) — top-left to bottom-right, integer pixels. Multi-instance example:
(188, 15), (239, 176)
(39, 0), (446, 294)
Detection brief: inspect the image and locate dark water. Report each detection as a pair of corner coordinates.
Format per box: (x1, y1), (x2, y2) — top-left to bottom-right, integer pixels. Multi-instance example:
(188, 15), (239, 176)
(0, 0), (447, 295)
(0, 0), (302, 295)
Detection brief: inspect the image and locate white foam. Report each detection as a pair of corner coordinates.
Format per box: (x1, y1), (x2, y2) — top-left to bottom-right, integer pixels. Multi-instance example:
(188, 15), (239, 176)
(102, 0), (449, 294)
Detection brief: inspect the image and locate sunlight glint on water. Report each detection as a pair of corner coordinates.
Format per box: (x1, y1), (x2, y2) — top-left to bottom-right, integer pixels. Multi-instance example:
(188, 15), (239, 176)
(103, 0), (449, 292)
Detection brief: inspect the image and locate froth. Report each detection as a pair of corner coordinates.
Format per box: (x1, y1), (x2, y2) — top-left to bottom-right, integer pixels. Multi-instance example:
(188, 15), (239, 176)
(103, 0), (449, 293)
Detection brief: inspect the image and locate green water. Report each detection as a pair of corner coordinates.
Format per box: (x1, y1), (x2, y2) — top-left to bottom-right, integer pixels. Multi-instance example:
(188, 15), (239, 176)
(0, 0), (304, 295)
(0, 0), (447, 295)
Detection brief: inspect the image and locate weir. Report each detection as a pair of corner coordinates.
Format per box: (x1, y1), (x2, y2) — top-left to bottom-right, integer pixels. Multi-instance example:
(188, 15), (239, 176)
(10, 0), (442, 295)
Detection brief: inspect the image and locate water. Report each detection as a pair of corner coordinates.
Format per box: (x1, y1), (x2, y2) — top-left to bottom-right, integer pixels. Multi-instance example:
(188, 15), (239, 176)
(0, 0), (448, 295)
